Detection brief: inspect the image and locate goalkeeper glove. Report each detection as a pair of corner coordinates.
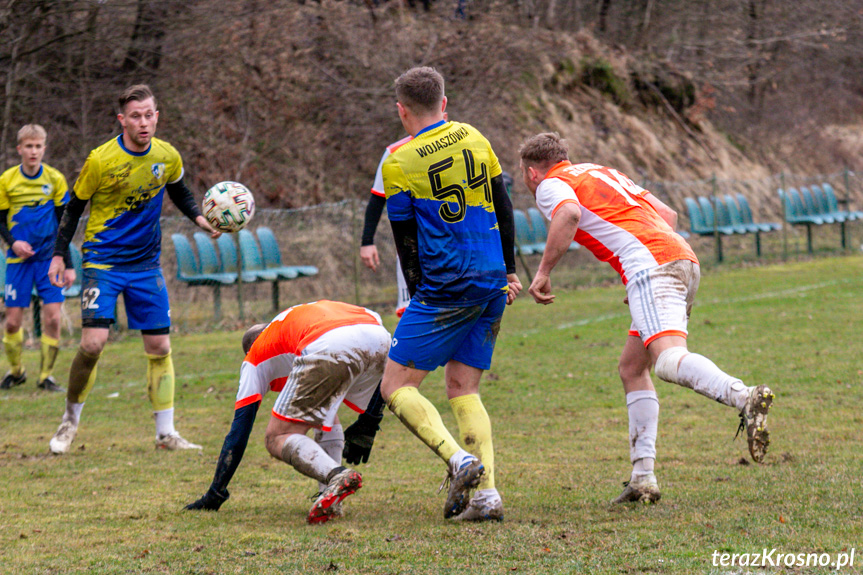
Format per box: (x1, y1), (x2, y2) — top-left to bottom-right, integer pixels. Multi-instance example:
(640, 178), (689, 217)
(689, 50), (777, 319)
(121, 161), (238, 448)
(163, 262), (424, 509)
(185, 486), (229, 511)
(343, 412), (383, 465)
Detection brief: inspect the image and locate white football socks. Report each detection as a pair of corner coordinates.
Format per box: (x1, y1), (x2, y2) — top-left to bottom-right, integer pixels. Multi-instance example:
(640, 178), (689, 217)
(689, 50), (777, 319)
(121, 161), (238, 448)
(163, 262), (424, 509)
(449, 448), (474, 470)
(63, 401), (85, 426)
(281, 434), (340, 483)
(626, 390), (659, 478)
(655, 347), (750, 410)
(314, 425), (345, 492)
(153, 407), (176, 438)
(677, 353), (749, 410)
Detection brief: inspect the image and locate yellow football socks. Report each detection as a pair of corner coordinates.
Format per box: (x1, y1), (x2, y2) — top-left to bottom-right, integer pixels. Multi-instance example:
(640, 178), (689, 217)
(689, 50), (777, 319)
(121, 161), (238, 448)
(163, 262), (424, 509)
(67, 348), (101, 404)
(147, 352), (175, 412)
(3, 329), (24, 376)
(450, 394), (495, 490)
(387, 386), (460, 462)
(39, 335), (60, 381)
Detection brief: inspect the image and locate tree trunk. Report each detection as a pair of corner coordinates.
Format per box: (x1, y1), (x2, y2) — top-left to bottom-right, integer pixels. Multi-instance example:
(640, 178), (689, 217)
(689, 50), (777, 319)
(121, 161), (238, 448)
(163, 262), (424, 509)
(123, 0), (166, 74)
(598, 0), (611, 33)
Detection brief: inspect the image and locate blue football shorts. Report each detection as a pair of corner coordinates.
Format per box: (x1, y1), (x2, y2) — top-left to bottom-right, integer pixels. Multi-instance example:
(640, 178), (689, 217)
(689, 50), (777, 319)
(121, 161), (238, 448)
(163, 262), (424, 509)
(4, 258), (64, 307)
(388, 293), (506, 371)
(80, 267), (171, 331)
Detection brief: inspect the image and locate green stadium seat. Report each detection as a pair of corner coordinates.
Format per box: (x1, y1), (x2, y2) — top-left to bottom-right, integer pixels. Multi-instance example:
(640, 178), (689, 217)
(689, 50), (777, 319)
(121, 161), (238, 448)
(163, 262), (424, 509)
(696, 197), (736, 235)
(800, 186), (834, 223)
(822, 183), (863, 220)
(237, 230), (278, 282)
(172, 233), (236, 285)
(216, 234), (260, 283)
(735, 194), (781, 232)
(256, 227), (318, 278)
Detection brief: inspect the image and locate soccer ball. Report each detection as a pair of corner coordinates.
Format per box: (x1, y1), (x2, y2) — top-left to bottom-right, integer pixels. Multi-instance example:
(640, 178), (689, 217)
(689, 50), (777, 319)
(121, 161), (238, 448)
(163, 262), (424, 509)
(202, 181), (255, 233)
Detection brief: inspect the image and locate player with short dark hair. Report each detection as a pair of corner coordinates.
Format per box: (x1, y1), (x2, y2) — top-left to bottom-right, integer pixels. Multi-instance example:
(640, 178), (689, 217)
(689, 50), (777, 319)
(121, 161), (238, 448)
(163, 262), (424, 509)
(185, 300), (391, 524)
(380, 66), (521, 522)
(519, 132), (774, 504)
(46, 84), (220, 454)
(0, 124), (74, 392)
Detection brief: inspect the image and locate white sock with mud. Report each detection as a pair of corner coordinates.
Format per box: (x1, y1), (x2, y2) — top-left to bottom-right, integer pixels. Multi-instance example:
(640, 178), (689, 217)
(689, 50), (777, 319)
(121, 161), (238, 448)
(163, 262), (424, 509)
(63, 400), (85, 426)
(280, 434), (340, 483)
(154, 408), (176, 438)
(314, 425), (345, 492)
(627, 390), (658, 481)
(655, 347), (749, 410)
(448, 448), (474, 469)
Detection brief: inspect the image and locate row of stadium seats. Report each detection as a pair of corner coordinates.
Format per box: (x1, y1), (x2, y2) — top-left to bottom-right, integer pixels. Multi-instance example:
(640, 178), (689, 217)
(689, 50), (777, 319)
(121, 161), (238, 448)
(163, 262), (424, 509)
(171, 227), (318, 320)
(513, 207), (579, 255)
(779, 184), (862, 253)
(685, 194), (781, 260)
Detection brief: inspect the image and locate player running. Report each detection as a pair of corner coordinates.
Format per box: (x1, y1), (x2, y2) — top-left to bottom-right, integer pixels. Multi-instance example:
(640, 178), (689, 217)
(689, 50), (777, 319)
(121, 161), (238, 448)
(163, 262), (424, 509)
(0, 124), (74, 392)
(46, 84), (220, 454)
(380, 66), (521, 522)
(518, 132), (774, 504)
(185, 300), (391, 524)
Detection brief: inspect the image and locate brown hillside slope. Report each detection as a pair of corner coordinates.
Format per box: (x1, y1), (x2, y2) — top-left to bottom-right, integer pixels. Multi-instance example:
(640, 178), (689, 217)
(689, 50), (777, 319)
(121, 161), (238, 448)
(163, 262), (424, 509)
(161, 1), (777, 208)
(2, 1), (859, 211)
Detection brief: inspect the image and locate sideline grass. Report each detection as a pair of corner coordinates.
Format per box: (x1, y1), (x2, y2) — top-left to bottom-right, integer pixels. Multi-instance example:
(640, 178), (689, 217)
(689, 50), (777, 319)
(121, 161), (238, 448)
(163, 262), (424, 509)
(1, 256), (862, 574)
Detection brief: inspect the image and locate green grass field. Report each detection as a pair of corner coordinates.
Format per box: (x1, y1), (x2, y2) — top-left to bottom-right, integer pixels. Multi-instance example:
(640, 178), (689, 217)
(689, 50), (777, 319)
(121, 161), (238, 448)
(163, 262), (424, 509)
(2, 256), (862, 574)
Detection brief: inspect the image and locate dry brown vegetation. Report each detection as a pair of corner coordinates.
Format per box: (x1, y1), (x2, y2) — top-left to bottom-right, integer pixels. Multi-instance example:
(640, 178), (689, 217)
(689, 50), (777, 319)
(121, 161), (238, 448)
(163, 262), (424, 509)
(2, 0), (862, 207)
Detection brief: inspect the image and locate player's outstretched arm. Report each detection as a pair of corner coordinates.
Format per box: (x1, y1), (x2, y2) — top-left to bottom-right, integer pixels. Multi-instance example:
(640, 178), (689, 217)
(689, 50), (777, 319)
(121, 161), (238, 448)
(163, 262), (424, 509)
(185, 401), (259, 511)
(166, 178), (221, 238)
(529, 202), (581, 305)
(343, 382), (386, 465)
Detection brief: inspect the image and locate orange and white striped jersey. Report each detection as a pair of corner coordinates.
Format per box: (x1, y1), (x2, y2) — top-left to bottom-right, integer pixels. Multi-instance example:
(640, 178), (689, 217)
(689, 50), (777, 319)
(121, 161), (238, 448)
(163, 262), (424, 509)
(535, 161), (698, 284)
(234, 300), (383, 410)
(370, 136), (413, 198)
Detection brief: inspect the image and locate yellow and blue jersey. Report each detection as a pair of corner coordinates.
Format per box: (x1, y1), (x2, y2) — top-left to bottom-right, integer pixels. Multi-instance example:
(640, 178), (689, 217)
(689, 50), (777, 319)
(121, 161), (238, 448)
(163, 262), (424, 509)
(383, 120), (507, 306)
(74, 135), (183, 271)
(0, 163), (69, 262)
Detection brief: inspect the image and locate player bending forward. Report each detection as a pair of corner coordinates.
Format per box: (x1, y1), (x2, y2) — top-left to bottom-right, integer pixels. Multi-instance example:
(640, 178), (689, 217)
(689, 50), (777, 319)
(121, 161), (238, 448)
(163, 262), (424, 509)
(519, 132), (774, 504)
(186, 300), (391, 524)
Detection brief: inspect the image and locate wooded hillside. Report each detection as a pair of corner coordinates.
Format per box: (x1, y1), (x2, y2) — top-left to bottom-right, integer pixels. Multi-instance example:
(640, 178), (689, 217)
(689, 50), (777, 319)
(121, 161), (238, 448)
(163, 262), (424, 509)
(2, 0), (861, 207)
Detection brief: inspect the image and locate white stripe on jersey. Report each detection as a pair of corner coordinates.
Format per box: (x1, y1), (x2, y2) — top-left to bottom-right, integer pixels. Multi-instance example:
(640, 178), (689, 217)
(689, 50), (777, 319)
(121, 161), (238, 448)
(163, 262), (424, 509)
(578, 208), (660, 281)
(235, 353), (296, 405)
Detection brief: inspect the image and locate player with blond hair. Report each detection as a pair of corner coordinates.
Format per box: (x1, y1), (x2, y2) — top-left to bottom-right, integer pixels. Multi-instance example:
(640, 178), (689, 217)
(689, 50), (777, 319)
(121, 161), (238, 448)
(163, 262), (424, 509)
(0, 124), (74, 392)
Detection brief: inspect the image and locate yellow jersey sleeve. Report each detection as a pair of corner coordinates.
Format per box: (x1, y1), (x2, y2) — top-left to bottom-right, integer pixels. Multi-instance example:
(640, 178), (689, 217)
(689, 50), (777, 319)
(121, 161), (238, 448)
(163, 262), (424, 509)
(73, 150), (102, 201)
(0, 169), (12, 210)
(162, 141), (183, 183)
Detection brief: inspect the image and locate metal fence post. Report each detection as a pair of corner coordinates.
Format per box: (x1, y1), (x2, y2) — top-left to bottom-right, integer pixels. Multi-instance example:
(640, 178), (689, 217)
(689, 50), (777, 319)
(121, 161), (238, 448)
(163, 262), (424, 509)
(352, 199), (360, 306)
(711, 173), (722, 263)
(780, 172), (788, 261)
(235, 232), (244, 322)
